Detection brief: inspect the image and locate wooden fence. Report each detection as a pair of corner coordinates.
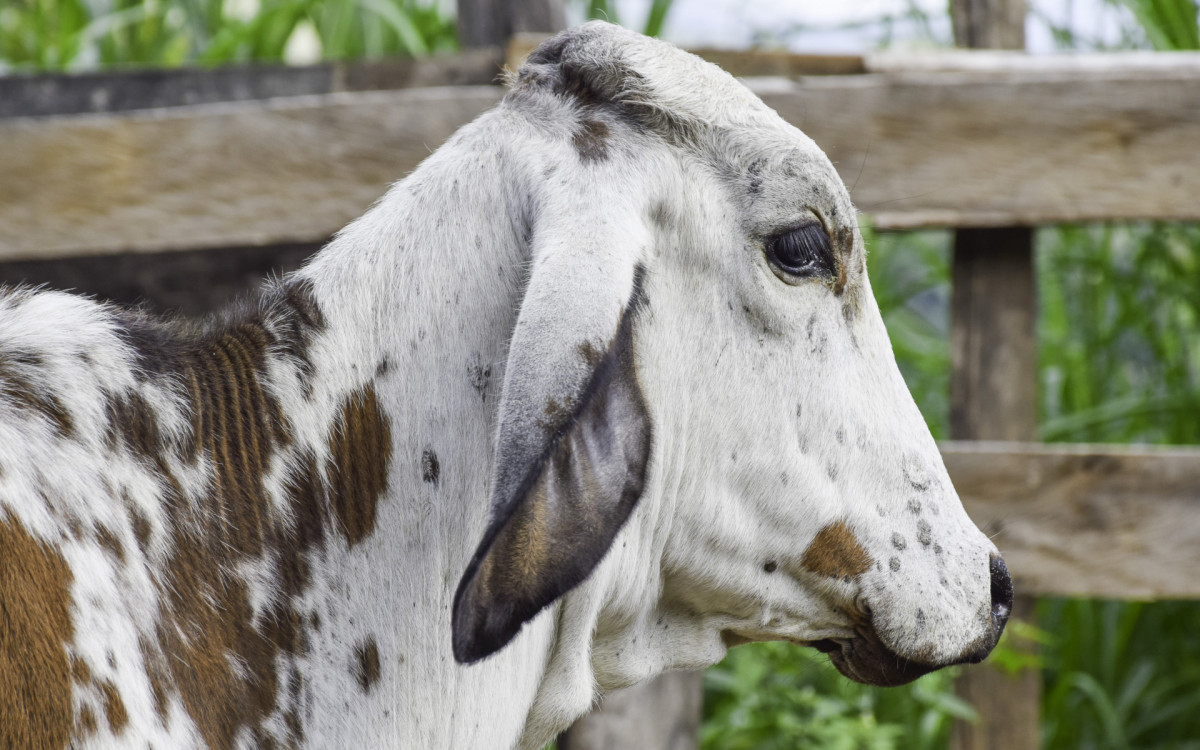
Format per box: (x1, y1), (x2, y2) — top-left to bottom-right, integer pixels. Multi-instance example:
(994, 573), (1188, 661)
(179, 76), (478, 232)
(3, 36), (1199, 750)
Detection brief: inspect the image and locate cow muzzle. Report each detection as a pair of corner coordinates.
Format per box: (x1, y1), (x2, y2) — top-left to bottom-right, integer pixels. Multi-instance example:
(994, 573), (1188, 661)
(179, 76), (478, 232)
(813, 555), (1014, 687)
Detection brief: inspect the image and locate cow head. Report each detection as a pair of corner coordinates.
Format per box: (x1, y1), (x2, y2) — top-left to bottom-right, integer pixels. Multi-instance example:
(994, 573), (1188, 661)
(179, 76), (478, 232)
(452, 22), (1011, 687)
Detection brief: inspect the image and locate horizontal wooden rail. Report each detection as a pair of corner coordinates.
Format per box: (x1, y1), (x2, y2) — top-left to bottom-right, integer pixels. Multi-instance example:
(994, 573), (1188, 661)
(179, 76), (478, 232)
(753, 63), (1200, 230)
(0, 48), (506, 118)
(0, 87), (504, 260)
(3, 53), (1200, 260)
(942, 441), (1200, 600)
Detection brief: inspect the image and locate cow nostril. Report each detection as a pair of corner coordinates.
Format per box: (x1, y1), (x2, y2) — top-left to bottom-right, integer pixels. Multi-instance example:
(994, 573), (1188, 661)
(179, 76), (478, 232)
(990, 555), (1014, 632)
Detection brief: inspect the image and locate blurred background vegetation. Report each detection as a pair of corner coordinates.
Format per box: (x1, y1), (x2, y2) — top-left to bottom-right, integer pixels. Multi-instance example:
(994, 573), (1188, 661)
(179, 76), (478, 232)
(3, 0), (1199, 747)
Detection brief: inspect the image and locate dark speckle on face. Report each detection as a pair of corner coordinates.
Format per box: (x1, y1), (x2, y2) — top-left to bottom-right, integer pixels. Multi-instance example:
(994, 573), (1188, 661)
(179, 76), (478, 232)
(891, 533), (907, 551)
(917, 519), (933, 547)
(572, 119), (611, 163)
(889, 557), (901, 572)
(908, 498), (922, 514)
(467, 355), (491, 402)
(903, 458), (931, 492)
(352, 639), (381, 694)
(421, 449), (440, 485)
(748, 159), (766, 194)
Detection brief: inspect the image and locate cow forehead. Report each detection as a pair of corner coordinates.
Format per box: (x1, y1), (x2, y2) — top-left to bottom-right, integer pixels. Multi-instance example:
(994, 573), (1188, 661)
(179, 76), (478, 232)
(562, 22), (774, 129)
(559, 25), (859, 245)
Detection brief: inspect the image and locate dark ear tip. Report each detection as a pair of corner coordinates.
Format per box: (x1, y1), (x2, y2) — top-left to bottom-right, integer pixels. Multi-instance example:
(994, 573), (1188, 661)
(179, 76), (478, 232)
(451, 620), (514, 666)
(451, 585), (518, 665)
(451, 628), (489, 665)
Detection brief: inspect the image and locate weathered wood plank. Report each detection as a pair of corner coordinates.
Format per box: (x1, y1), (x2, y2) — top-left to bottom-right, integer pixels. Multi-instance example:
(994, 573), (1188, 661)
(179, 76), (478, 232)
(866, 49), (1200, 77)
(752, 67), (1200, 229)
(944, 441), (1200, 600)
(0, 50), (504, 119)
(5, 55), (1200, 260)
(0, 87), (504, 260)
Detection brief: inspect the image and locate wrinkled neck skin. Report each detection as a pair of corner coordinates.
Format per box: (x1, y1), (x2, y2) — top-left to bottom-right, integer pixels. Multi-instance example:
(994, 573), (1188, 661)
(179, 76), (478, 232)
(294, 111), (676, 750)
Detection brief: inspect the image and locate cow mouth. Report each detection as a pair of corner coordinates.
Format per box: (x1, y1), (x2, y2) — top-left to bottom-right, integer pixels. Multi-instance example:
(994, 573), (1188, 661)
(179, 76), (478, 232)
(810, 636), (936, 687)
(721, 630), (934, 686)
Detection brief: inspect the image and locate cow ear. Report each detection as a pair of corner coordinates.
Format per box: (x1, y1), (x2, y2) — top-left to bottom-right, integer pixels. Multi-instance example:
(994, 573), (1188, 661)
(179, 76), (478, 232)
(452, 257), (652, 665)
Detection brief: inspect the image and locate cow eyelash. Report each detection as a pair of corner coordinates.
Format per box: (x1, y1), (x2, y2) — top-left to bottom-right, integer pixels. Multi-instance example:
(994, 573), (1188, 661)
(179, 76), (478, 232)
(765, 224), (835, 281)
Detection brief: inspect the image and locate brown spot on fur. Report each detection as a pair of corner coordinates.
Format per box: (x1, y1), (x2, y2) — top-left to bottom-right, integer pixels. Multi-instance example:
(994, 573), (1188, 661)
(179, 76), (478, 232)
(834, 226), (854, 296)
(0, 352), (74, 438)
(79, 705), (98, 735)
(140, 639), (171, 725)
(353, 639), (381, 693)
(111, 289), (332, 750)
(541, 396), (575, 428)
(0, 516), (74, 750)
(573, 118), (610, 162)
(70, 654), (92, 683)
(99, 679), (128, 733)
(95, 525), (126, 563)
(577, 339), (604, 368)
(274, 278), (327, 388)
(328, 386), (392, 547)
(834, 263), (848, 296)
(801, 521), (873, 579)
(106, 390), (166, 460)
(128, 506), (152, 556)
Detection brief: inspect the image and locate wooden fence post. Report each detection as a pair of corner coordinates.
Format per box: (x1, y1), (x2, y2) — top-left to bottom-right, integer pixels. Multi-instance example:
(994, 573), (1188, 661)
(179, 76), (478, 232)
(948, 2), (1042, 749)
(456, 0), (565, 50)
(558, 672), (703, 750)
(949, 229), (1041, 750)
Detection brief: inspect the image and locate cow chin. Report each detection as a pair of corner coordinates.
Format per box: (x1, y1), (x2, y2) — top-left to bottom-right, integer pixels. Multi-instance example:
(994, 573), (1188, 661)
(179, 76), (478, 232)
(815, 617), (1003, 687)
(816, 636), (937, 688)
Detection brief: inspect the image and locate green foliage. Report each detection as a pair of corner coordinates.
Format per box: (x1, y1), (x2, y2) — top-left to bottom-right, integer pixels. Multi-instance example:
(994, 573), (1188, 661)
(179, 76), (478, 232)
(1040, 600), (1200, 750)
(1038, 223), (1200, 444)
(703, 642), (973, 750)
(862, 227), (952, 438)
(1112, 0), (1200, 50)
(0, 0), (457, 73)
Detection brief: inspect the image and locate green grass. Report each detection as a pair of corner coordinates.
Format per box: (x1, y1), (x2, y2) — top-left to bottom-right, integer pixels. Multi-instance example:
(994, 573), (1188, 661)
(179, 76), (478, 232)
(702, 641), (973, 750)
(0, 0), (457, 73)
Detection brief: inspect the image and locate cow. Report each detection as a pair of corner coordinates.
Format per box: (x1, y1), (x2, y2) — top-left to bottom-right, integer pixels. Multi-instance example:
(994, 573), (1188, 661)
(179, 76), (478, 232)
(0, 21), (1011, 750)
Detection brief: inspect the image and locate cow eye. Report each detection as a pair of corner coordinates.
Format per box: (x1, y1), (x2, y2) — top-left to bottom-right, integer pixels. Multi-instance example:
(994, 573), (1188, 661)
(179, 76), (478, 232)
(766, 224), (834, 279)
